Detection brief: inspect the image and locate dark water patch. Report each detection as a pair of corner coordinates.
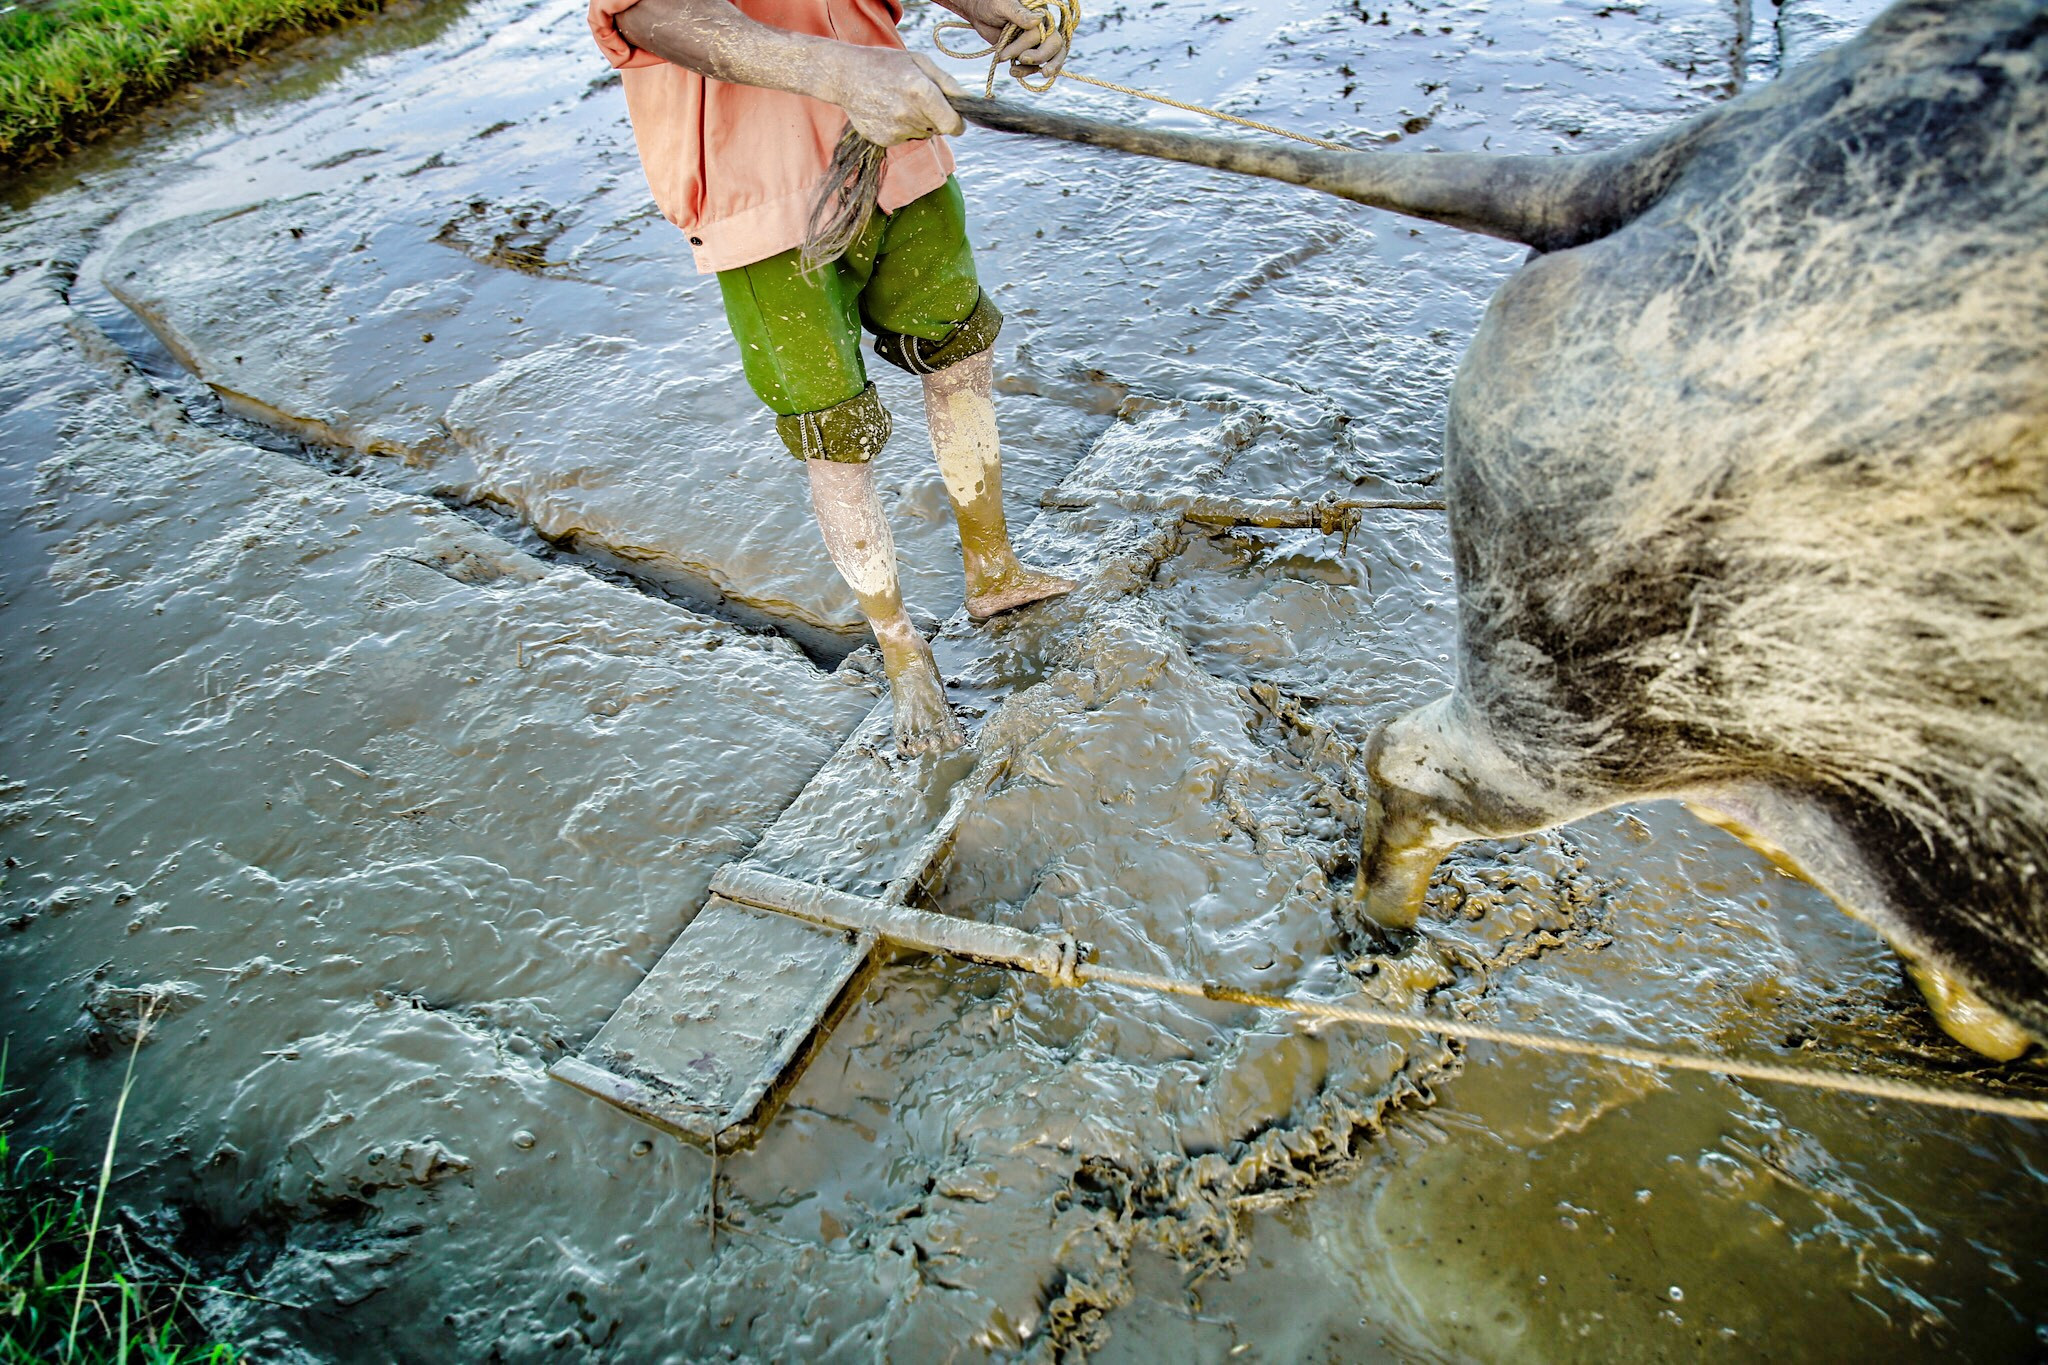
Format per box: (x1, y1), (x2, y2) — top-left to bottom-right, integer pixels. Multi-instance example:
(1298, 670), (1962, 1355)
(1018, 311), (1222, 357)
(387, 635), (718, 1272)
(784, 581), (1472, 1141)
(431, 197), (572, 275)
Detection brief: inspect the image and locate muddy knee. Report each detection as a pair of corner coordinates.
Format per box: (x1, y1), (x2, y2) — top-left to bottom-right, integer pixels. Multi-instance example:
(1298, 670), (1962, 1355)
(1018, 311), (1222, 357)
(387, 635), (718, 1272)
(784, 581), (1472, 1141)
(1355, 779), (1454, 930)
(775, 382), (892, 464)
(1353, 702), (1470, 929)
(1355, 696), (1578, 929)
(871, 290), (1001, 377)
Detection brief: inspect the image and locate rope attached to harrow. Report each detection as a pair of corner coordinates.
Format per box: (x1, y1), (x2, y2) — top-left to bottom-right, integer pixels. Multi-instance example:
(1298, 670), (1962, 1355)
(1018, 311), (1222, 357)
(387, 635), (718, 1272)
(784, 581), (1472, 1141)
(710, 865), (2048, 1124)
(1074, 962), (2048, 1122)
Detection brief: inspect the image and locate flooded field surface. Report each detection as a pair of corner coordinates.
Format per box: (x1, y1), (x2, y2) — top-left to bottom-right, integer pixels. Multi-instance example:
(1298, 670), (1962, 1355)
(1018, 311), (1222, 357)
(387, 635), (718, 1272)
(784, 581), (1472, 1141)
(3, 0), (2043, 1358)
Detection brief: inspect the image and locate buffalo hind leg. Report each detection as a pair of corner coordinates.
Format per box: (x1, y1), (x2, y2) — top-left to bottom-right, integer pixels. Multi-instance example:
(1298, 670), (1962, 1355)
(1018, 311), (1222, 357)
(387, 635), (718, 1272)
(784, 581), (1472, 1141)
(1686, 789), (2037, 1061)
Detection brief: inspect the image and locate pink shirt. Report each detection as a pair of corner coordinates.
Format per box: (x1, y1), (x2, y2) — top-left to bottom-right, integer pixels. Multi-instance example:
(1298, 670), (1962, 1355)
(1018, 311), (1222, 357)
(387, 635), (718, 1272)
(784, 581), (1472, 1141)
(616, 0), (956, 273)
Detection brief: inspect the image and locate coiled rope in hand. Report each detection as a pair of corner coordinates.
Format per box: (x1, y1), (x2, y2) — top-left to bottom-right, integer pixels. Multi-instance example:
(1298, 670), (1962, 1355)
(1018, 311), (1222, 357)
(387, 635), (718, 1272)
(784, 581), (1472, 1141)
(802, 0), (1351, 271)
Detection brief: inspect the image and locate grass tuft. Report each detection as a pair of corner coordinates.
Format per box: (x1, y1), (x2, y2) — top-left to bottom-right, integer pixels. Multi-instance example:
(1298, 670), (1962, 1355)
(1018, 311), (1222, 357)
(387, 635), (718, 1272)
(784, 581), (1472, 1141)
(1, 1035), (247, 1363)
(0, 0), (395, 174)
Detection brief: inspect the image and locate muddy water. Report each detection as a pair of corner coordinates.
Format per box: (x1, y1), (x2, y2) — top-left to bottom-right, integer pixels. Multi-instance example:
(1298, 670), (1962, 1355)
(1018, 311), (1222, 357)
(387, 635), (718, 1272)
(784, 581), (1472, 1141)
(2, 0), (2044, 1359)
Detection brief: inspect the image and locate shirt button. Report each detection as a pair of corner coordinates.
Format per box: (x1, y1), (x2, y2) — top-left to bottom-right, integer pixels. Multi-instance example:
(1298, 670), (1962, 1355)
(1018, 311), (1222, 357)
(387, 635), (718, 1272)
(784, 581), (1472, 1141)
(689, 236), (703, 245)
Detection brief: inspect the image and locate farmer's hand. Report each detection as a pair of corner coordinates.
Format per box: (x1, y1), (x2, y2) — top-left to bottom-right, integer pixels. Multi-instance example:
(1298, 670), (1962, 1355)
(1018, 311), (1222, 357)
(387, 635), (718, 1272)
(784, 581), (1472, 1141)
(947, 0), (1069, 76)
(588, 0), (665, 69)
(825, 47), (965, 145)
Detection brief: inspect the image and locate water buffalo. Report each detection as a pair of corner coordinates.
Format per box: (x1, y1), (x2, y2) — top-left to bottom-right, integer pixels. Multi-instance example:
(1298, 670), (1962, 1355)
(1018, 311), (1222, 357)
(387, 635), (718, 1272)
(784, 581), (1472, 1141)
(961, 0), (2047, 1057)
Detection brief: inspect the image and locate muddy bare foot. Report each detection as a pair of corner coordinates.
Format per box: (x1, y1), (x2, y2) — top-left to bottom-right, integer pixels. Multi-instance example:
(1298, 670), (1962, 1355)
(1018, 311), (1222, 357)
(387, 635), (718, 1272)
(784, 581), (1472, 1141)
(966, 563), (1077, 623)
(873, 620), (964, 756)
(889, 652), (965, 756)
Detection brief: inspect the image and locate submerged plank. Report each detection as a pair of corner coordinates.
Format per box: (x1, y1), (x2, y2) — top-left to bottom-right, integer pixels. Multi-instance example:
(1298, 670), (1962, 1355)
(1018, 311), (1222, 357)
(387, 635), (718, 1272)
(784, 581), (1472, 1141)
(548, 706), (1004, 1151)
(551, 896), (880, 1151)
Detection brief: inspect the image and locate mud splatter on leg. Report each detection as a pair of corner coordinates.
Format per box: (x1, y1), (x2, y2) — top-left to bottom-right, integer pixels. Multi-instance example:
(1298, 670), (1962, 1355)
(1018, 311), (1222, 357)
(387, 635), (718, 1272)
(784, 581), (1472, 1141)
(806, 458), (963, 755)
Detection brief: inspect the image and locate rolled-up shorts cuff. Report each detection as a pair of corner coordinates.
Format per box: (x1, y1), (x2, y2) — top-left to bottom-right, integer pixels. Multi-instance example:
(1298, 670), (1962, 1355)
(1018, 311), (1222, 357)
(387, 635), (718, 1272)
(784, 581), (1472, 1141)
(775, 381), (893, 463)
(871, 290), (1003, 377)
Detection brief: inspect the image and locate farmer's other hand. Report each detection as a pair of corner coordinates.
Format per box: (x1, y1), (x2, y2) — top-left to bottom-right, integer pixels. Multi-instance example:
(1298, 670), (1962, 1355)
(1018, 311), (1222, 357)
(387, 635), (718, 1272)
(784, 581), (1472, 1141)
(952, 0), (1069, 76)
(828, 48), (965, 145)
(588, 0), (664, 68)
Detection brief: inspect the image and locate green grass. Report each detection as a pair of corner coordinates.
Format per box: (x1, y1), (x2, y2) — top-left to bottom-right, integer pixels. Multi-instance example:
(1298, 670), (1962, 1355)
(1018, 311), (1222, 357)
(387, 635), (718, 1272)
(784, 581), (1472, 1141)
(0, 0), (394, 173)
(0, 1039), (247, 1363)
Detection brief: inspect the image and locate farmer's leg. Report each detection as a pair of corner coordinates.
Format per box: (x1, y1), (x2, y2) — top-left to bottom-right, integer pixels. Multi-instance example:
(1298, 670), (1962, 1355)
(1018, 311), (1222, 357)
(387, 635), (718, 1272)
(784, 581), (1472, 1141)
(718, 237), (963, 756)
(861, 178), (1075, 622)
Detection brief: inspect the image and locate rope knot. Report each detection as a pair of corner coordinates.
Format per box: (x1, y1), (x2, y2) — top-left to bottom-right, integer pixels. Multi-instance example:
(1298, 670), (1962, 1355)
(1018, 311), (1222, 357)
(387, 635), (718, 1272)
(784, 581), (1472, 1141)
(1040, 931), (1083, 987)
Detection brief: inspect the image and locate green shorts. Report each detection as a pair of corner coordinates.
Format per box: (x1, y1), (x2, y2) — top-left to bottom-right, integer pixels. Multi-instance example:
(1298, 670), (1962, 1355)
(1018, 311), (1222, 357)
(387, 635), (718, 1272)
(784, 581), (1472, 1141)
(716, 176), (1003, 462)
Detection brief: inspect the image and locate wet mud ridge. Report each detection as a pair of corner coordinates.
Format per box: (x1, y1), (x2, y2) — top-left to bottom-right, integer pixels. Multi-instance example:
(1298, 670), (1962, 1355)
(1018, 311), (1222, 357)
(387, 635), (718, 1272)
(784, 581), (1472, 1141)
(74, 277), (858, 670)
(95, 199), (870, 666)
(90, 180), (1109, 667)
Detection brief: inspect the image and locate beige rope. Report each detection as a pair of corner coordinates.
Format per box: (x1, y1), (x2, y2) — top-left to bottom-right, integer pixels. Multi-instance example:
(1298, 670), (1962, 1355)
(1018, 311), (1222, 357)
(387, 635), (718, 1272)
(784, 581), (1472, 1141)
(716, 861), (2046, 1121)
(1071, 962), (2048, 1121)
(933, 0), (1076, 95)
(934, 1), (1355, 153)
(1059, 73), (1355, 152)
